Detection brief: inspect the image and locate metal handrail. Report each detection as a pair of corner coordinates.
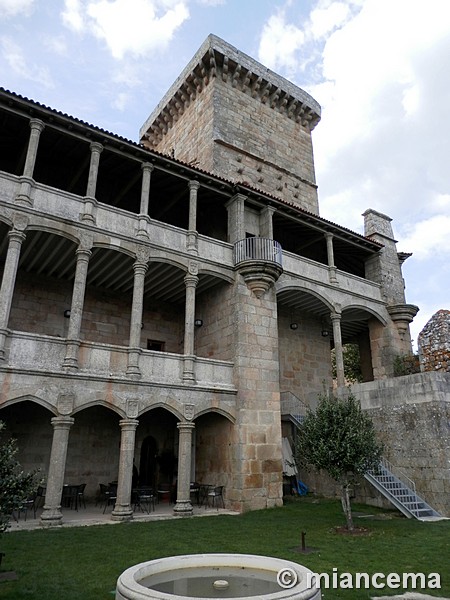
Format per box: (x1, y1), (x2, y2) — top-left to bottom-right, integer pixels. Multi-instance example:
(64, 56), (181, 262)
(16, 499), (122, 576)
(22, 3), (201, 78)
(233, 238), (282, 267)
(373, 457), (419, 515)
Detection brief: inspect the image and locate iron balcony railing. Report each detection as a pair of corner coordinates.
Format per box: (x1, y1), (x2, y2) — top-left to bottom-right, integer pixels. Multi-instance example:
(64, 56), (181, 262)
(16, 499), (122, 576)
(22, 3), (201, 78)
(233, 238), (283, 267)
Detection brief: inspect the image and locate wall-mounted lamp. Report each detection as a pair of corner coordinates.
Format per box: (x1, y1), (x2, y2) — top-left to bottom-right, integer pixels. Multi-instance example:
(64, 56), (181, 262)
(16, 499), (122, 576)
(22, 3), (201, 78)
(194, 319), (203, 327)
(290, 322), (298, 330)
(64, 309), (71, 318)
(321, 318), (330, 336)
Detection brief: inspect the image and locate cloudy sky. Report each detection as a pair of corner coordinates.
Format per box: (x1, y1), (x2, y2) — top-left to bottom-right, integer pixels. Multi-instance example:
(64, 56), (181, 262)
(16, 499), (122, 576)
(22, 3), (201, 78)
(1, 0), (449, 348)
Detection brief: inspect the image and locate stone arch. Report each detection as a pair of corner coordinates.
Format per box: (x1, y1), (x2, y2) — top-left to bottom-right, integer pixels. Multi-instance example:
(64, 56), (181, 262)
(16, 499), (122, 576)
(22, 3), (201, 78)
(194, 406), (236, 423)
(71, 399), (125, 418)
(0, 398), (55, 483)
(65, 404), (122, 499)
(135, 406), (180, 489)
(0, 393), (57, 415)
(193, 409), (234, 488)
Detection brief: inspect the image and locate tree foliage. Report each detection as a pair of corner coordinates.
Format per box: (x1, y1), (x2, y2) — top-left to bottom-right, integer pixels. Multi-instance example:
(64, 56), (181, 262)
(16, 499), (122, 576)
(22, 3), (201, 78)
(0, 421), (40, 534)
(295, 392), (383, 530)
(331, 343), (363, 383)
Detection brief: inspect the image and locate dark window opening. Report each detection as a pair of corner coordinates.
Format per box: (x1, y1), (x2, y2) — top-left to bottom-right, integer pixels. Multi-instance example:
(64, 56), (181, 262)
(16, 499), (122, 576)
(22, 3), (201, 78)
(147, 339), (165, 351)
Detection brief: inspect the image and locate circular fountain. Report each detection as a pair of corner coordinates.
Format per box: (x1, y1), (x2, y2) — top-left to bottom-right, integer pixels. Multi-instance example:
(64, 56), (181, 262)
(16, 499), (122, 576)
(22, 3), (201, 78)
(116, 553), (321, 600)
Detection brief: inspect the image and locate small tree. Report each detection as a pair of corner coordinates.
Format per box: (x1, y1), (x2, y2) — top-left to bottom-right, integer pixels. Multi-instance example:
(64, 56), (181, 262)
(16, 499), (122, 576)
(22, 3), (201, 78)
(0, 421), (39, 535)
(295, 392), (383, 531)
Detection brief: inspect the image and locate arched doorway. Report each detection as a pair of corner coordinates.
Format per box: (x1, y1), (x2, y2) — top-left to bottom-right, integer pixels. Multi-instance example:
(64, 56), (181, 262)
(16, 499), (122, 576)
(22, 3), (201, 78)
(139, 435), (158, 488)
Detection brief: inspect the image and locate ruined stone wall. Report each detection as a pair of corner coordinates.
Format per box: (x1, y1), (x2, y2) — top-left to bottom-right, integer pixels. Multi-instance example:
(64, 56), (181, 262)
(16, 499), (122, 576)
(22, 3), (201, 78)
(418, 309), (450, 372)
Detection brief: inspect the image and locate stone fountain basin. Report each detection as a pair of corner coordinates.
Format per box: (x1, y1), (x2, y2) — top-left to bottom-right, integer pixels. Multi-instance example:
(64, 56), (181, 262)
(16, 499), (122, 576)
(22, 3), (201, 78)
(116, 553), (321, 600)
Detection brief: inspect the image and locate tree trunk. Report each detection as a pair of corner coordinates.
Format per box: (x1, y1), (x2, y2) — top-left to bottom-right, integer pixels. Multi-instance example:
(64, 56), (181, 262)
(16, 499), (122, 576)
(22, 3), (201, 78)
(341, 482), (354, 531)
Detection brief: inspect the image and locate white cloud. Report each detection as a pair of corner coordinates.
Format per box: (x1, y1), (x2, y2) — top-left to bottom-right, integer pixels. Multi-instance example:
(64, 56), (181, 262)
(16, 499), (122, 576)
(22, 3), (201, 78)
(62, 0), (85, 32)
(43, 36), (69, 56)
(111, 91), (130, 111)
(62, 0), (190, 59)
(0, 37), (54, 87)
(258, 10), (305, 75)
(398, 215), (450, 259)
(0, 0), (34, 18)
(309, 1), (351, 39)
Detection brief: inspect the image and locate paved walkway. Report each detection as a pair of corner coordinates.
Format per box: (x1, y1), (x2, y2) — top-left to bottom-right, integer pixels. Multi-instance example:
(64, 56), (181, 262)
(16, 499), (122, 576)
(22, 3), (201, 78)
(9, 501), (239, 532)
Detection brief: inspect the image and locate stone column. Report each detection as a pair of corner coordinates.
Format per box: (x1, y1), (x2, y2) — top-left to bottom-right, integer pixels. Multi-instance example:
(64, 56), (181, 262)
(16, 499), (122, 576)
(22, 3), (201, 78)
(260, 206), (276, 239)
(137, 162), (154, 238)
(331, 312), (345, 387)
(0, 226), (26, 361)
(225, 193), (246, 244)
(112, 418), (139, 521)
(81, 142), (103, 223)
(187, 180), (200, 254)
(173, 421), (195, 516)
(15, 118), (44, 206)
(63, 245), (92, 370)
(325, 233), (338, 284)
(40, 415), (74, 527)
(183, 267), (198, 382)
(127, 251), (149, 378)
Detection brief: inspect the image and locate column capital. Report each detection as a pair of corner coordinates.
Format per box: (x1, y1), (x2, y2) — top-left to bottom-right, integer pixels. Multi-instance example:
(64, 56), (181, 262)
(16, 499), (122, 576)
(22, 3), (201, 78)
(324, 232), (334, 241)
(89, 141), (103, 154)
(177, 420), (195, 432)
(330, 311), (342, 322)
(50, 415), (75, 429)
(184, 273), (199, 287)
(188, 180), (201, 192)
(8, 228), (26, 245)
(29, 118), (45, 133)
(75, 246), (92, 261)
(119, 418), (139, 430)
(141, 162), (155, 173)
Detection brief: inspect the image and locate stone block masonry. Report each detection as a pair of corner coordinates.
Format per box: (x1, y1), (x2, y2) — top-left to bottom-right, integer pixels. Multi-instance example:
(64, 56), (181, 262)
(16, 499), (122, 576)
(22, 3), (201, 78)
(418, 309), (450, 372)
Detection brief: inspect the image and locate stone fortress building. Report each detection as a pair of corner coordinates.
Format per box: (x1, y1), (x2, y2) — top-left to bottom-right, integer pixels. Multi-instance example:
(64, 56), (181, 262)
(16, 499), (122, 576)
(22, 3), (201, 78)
(0, 35), (447, 524)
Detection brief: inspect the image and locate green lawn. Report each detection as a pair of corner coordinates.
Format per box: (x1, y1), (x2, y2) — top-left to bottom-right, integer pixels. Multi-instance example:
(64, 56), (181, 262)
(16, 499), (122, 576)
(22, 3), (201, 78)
(0, 497), (448, 600)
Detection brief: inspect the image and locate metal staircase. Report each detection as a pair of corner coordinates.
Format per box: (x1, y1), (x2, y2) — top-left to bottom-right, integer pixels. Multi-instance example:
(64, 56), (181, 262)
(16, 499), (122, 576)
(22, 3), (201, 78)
(365, 457), (442, 520)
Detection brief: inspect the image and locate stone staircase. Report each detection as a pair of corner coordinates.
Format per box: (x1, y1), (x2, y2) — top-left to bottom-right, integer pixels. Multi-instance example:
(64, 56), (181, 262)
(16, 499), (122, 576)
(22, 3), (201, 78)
(365, 458), (442, 520)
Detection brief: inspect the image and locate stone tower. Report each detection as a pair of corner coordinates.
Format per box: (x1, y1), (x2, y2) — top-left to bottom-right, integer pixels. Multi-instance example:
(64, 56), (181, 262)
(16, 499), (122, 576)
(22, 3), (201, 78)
(140, 34), (321, 214)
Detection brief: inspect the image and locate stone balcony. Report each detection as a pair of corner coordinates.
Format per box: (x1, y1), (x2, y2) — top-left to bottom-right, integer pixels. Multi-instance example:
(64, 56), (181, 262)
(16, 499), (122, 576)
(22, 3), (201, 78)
(233, 238), (283, 298)
(4, 331), (235, 391)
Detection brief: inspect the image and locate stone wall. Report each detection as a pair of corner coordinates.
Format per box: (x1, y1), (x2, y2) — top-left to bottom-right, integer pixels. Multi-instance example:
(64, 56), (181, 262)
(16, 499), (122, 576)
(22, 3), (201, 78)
(8, 269), (184, 352)
(148, 78), (319, 214)
(148, 82), (215, 173)
(352, 372), (450, 516)
(195, 281), (234, 361)
(278, 306), (332, 408)
(418, 309), (450, 372)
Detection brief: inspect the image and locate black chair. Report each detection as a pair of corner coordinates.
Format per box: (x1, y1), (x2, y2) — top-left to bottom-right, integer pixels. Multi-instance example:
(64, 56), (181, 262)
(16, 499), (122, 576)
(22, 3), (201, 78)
(98, 483), (117, 513)
(133, 487), (155, 514)
(206, 485), (224, 509)
(77, 483), (86, 509)
(62, 484), (80, 510)
(190, 482), (200, 506)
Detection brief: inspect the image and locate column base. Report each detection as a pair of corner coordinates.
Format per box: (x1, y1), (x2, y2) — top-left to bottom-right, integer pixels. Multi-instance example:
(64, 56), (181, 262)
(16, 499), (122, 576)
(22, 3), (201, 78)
(173, 501), (193, 517)
(39, 506), (63, 527)
(111, 505), (134, 521)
